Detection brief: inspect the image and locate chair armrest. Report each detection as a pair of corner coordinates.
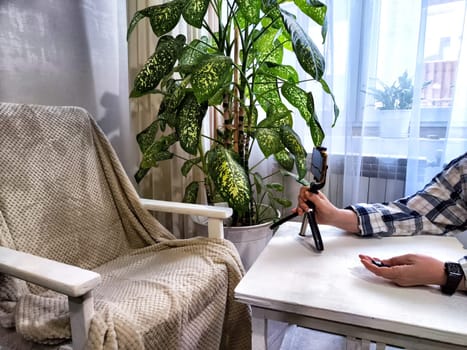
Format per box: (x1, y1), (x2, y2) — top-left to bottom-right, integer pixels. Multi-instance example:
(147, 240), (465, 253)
(140, 198), (232, 218)
(140, 198), (232, 239)
(0, 246), (101, 297)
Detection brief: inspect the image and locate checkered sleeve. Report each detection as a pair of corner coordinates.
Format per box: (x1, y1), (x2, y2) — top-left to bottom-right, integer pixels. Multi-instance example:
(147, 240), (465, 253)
(347, 153), (467, 237)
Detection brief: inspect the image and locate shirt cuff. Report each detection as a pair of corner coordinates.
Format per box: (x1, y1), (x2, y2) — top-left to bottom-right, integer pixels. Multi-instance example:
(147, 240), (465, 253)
(345, 204), (376, 236)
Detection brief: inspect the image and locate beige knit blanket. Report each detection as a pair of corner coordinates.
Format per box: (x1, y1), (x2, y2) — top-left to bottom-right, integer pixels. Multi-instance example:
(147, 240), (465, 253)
(0, 103), (251, 349)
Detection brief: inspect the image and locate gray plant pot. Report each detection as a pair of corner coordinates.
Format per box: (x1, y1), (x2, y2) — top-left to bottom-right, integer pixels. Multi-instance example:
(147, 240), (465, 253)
(192, 207), (276, 270)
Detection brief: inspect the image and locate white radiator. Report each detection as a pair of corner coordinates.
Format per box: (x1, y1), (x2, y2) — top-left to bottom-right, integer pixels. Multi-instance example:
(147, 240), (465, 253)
(323, 155), (427, 207)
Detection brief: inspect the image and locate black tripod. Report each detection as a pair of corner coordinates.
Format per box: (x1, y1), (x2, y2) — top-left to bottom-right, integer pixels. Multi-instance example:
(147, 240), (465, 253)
(269, 184), (323, 251)
(269, 147), (328, 251)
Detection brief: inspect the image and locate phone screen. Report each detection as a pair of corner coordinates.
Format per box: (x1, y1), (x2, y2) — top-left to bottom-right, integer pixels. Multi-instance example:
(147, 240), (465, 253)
(310, 147), (327, 184)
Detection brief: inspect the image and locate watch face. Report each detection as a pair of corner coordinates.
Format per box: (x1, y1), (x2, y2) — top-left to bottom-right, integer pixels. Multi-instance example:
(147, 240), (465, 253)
(446, 262), (464, 276)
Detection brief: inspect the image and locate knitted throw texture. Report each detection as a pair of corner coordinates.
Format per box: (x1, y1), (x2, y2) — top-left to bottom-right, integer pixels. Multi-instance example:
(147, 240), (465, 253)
(0, 103), (251, 350)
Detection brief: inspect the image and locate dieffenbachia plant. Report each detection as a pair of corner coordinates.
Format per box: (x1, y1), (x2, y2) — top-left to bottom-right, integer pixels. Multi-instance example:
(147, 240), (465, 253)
(128, 0), (338, 226)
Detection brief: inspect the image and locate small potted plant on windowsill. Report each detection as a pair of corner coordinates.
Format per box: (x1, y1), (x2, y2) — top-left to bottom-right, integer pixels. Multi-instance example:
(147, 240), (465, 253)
(127, 0), (339, 269)
(366, 71), (430, 137)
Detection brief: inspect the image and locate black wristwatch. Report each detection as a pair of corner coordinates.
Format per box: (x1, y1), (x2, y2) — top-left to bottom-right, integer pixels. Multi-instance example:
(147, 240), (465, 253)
(441, 262), (464, 295)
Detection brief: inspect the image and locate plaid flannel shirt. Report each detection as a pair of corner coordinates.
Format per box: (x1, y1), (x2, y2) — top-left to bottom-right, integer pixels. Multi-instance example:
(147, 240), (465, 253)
(348, 152), (467, 237)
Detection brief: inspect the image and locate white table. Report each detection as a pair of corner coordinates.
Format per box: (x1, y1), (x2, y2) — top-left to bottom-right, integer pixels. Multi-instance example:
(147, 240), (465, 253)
(234, 222), (467, 350)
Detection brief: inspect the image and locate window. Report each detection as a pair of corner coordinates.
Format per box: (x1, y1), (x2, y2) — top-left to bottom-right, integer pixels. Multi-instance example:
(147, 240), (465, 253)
(292, 0), (467, 206)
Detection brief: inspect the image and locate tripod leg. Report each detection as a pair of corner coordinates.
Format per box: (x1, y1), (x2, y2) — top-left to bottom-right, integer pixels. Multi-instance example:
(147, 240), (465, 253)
(269, 211), (299, 230)
(299, 214), (308, 236)
(306, 207), (324, 251)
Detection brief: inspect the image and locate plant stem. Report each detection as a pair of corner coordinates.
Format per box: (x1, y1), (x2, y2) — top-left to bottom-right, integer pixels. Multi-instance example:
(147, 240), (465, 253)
(198, 141), (213, 205)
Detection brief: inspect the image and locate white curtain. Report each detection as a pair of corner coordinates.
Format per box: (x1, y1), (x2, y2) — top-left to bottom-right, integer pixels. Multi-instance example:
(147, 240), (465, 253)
(0, 0), (133, 172)
(303, 0), (467, 207)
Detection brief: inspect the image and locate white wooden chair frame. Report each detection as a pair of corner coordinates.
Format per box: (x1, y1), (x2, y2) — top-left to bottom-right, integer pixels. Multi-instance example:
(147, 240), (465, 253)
(0, 199), (232, 350)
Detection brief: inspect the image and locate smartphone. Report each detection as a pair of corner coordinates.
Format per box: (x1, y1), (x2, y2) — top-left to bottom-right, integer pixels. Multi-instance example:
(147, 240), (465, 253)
(309, 146), (328, 193)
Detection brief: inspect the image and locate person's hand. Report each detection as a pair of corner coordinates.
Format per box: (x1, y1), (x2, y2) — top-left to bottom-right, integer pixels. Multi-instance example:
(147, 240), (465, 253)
(292, 187), (360, 233)
(359, 254), (446, 287)
(293, 187), (338, 222)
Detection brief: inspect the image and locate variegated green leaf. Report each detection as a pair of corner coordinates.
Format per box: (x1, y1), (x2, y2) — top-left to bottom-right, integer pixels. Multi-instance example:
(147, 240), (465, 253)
(182, 0), (210, 28)
(306, 92), (325, 146)
(156, 82), (185, 129)
(282, 82), (325, 146)
(278, 30), (293, 51)
(274, 150), (294, 171)
(157, 110), (174, 131)
(294, 0), (327, 26)
(127, 11), (145, 40)
(253, 72), (281, 111)
(252, 27), (283, 64)
(136, 119), (159, 153)
(131, 35), (186, 96)
(163, 79), (186, 108)
(181, 157), (201, 176)
(279, 168), (310, 186)
(279, 125), (306, 157)
(258, 103), (292, 128)
(183, 181), (199, 203)
(320, 78), (340, 126)
(280, 10), (325, 80)
(266, 182), (284, 191)
(272, 197), (292, 207)
(208, 87), (228, 106)
(268, 103), (293, 126)
(139, 133), (178, 169)
(295, 154), (307, 180)
(263, 62), (299, 83)
(255, 128), (284, 157)
(261, 1), (283, 29)
(208, 147), (251, 213)
(281, 82), (311, 124)
(191, 55), (233, 102)
(141, 150), (174, 169)
(237, 0), (261, 24)
(128, 2), (183, 38)
(134, 167), (150, 184)
(179, 38), (211, 74)
(293, 0), (327, 42)
(176, 93), (208, 155)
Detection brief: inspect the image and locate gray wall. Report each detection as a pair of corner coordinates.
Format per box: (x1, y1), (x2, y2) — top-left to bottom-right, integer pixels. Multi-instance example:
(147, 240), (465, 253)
(0, 0), (136, 175)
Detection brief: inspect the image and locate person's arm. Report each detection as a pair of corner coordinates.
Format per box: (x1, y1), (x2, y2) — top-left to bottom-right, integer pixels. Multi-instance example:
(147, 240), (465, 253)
(359, 254), (467, 293)
(294, 187), (360, 233)
(296, 153), (466, 236)
(350, 153), (466, 236)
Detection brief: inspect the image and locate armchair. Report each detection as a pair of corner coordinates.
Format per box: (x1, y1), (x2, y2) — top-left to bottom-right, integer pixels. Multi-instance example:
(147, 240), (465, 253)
(0, 103), (251, 349)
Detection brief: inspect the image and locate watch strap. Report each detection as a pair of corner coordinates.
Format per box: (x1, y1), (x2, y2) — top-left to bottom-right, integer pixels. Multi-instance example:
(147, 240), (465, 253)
(441, 262), (464, 295)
